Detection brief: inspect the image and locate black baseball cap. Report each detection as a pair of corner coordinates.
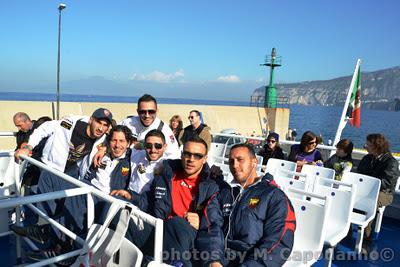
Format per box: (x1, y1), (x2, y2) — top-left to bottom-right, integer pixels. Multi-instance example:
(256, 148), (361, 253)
(92, 108), (113, 124)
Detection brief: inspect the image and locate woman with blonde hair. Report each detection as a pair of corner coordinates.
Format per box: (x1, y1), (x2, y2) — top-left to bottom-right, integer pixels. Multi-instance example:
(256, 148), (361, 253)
(169, 115), (183, 145)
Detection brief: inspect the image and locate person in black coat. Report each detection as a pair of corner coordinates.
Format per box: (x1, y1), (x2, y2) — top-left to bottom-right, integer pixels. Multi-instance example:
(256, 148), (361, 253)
(357, 133), (400, 240)
(257, 132), (284, 166)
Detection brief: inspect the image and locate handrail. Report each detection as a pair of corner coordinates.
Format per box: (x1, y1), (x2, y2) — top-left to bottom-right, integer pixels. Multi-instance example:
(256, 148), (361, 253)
(0, 152), (165, 264)
(0, 131), (15, 137)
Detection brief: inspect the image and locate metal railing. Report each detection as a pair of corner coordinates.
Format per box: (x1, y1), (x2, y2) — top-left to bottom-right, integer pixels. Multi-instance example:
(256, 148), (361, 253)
(0, 152), (164, 266)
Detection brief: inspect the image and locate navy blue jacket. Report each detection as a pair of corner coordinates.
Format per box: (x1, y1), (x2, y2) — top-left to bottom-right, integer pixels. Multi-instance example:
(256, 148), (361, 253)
(130, 159), (225, 264)
(84, 149), (131, 191)
(224, 173), (296, 267)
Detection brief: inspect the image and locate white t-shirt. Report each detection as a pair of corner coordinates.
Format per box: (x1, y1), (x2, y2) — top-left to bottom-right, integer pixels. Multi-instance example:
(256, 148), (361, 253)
(128, 149), (164, 194)
(120, 116), (180, 159)
(91, 153), (125, 194)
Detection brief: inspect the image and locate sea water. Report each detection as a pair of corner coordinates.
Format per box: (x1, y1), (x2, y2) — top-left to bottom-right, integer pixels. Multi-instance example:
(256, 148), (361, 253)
(1, 92), (399, 151)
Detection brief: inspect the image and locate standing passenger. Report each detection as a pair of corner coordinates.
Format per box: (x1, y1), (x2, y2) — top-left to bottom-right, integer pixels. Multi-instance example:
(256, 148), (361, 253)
(179, 110), (212, 151)
(169, 115), (183, 145)
(120, 94), (180, 159)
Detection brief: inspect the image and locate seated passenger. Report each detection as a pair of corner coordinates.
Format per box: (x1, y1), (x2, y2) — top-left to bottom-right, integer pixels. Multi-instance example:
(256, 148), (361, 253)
(127, 129), (167, 194)
(357, 133), (400, 241)
(110, 136), (224, 266)
(257, 132), (284, 166)
(10, 124), (132, 263)
(212, 144), (295, 267)
(324, 138), (353, 181)
(288, 130), (323, 172)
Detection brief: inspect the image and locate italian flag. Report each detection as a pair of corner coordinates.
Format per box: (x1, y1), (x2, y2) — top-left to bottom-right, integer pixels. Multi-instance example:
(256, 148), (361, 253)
(348, 67), (361, 128)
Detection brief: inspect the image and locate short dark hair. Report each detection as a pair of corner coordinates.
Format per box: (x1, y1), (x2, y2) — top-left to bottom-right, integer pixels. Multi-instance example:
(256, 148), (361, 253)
(184, 136), (208, 153)
(336, 139), (354, 155)
(189, 110), (200, 116)
(107, 125), (133, 144)
(230, 143), (256, 158)
(36, 116), (52, 127)
(145, 129), (166, 144)
(366, 133), (390, 155)
(137, 94), (157, 107)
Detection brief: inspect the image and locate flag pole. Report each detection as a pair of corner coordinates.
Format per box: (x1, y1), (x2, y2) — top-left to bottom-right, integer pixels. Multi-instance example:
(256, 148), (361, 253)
(331, 59), (361, 152)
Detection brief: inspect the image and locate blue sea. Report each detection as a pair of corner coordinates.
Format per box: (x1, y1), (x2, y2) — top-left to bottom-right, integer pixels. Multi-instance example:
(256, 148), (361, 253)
(1, 92), (399, 151)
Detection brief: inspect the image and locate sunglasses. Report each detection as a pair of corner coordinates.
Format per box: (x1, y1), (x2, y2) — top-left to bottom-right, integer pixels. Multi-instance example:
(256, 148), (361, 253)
(144, 142), (163, 150)
(188, 116), (196, 119)
(308, 141), (317, 145)
(182, 151), (205, 160)
(267, 139), (276, 143)
(138, 109), (156, 116)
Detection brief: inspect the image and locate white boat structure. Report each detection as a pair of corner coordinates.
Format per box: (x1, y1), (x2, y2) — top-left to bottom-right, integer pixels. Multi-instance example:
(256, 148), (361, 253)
(1, 129), (399, 266)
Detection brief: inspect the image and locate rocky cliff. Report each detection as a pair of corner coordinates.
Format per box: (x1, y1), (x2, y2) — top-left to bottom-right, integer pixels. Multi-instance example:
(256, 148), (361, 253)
(252, 66), (400, 111)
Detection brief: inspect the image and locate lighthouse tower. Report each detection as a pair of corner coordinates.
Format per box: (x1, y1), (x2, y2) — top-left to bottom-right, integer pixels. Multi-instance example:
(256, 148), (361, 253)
(260, 48), (290, 138)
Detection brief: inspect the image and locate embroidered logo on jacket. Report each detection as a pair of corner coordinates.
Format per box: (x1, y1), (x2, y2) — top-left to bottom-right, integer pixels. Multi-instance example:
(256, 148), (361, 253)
(121, 167), (129, 176)
(137, 163), (146, 174)
(60, 120), (72, 130)
(248, 198), (260, 209)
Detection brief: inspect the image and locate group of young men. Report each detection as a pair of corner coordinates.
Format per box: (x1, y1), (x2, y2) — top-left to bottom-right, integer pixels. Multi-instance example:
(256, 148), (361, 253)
(12, 94), (295, 266)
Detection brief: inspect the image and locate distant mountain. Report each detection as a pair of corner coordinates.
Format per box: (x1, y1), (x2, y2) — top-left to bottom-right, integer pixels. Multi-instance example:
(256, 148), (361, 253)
(252, 66), (400, 111)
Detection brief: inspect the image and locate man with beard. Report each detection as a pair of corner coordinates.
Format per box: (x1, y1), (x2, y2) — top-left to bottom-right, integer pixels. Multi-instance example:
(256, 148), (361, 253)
(120, 94), (180, 159)
(111, 136), (224, 266)
(12, 108), (112, 251)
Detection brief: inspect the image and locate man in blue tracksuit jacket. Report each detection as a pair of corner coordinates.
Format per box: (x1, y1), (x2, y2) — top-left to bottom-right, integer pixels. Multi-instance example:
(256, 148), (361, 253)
(111, 136), (225, 266)
(213, 143), (296, 267)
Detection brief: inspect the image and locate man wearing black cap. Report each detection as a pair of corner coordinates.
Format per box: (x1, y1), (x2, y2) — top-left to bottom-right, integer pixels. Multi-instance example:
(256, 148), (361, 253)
(12, 108), (113, 257)
(15, 108), (112, 177)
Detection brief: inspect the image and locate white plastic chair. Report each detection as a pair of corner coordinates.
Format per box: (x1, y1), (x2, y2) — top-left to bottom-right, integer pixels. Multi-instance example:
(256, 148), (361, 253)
(313, 177), (357, 266)
(374, 175), (400, 238)
(284, 188), (331, 267)
(213, 162), (234, 185)
(266, 159), (297, 179)
(301, 165), (335, 191)
(341, 172), (381, 253)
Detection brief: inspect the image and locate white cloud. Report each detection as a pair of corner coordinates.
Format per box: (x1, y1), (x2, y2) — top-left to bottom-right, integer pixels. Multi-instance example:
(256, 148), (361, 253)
(130, 69), (184, 83)
(216, 75), (240, 83)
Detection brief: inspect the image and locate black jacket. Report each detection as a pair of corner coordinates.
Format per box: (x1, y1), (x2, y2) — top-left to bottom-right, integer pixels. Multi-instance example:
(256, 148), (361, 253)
(258, 145), (285, 165)
(357, 152), (400, 193)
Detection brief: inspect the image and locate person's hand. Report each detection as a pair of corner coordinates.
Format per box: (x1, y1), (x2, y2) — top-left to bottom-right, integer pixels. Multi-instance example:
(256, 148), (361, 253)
(209, 262), (223, 267)
(14, 145), (32, 162)
(185, 212), (200, 230)
(110, 189), (132, 200)
(93, 147), (107, 168)
(296, 159), (307, 167)
(133, 141), (143, 150)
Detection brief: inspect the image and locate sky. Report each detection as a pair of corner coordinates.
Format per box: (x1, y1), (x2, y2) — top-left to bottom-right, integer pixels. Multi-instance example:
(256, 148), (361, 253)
(1, 0), (399, 101)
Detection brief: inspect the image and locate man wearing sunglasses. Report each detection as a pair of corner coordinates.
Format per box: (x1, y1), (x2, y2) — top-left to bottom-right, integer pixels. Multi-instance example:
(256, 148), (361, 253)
(179, 110), (212, 150)
(112, 136), (225, 266)
(127, 129), (167, 194)
(120, 94), (180, 159)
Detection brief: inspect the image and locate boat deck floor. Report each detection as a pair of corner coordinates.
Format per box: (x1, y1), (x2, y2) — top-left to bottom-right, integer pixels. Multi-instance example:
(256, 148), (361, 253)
(1, 217), (399, 266)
